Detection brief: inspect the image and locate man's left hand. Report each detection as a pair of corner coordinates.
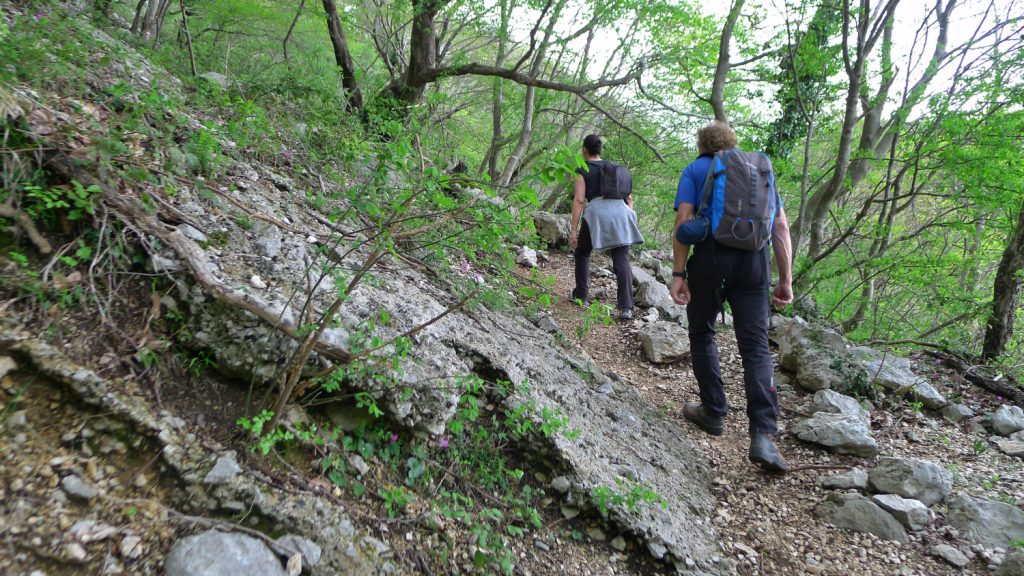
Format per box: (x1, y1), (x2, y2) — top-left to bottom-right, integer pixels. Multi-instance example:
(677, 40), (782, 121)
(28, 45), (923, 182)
(772, 281), (793, 309)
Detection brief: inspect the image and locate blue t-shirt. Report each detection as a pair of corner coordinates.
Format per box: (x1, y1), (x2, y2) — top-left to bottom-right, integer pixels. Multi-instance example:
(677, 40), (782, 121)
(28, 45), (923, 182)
(674, 153), (714, 211)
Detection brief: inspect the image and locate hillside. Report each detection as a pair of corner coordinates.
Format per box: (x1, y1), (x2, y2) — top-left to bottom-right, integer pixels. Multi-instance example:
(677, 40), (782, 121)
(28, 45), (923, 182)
(1, 2), (1024, 576)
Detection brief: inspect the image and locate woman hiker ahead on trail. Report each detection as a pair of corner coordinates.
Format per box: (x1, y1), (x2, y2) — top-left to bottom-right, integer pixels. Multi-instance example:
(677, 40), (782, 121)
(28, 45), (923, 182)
(569, 134), (644, 321)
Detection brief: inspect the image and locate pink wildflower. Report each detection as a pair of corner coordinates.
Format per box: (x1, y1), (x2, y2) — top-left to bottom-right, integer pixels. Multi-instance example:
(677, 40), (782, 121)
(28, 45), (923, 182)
(390, 433), (398, 444)
(439, 437), (449, 449)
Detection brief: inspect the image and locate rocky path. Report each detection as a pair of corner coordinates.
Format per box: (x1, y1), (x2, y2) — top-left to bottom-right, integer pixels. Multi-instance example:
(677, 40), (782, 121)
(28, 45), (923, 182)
(538, 250), (1024, 576)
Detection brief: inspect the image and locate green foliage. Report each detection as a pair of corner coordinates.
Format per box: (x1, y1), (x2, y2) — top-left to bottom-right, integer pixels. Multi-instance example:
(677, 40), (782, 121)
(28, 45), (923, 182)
(238, 409), (295, 455)
(590, 477), (667, 516)
(576, 300), (613, 342)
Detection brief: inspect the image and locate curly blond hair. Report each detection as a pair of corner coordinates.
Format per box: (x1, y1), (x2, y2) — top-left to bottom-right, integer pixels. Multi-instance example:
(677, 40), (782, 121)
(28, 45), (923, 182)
(696, 121), (738, 154)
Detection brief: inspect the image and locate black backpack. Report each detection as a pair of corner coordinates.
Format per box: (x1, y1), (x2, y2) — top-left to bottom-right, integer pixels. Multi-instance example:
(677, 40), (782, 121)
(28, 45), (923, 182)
(591, 161), (633, 200)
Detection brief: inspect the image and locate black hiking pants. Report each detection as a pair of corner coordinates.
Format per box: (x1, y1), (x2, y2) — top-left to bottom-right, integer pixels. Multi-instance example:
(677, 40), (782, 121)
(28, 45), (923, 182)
(572, 220), (634, 311)
(686, 240), (778, 434)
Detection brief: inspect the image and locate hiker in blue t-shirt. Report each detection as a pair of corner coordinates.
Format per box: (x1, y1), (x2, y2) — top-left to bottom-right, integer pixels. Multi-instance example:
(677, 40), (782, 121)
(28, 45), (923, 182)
(570, 134), (644, 321)
(669, 121), (794, 473)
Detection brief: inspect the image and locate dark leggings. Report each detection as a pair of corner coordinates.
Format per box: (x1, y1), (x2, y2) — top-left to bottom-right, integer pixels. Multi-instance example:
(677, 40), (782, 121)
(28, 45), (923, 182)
(686, 241), (778, 434)
(572, 220), (634, 310)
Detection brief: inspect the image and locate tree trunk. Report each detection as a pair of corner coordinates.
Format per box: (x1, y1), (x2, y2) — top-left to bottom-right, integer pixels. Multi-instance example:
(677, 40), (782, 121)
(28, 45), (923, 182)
(481, 0), (511, 181)
(390, 0), (445, 104)
(322, 0), (364, 111)
(709, 0), (745, 123)
(982, 201), (1024, 361)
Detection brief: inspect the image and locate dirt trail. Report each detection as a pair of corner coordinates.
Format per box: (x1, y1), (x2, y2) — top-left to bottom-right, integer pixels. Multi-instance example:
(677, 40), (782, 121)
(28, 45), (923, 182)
(540, 250), (970, 576)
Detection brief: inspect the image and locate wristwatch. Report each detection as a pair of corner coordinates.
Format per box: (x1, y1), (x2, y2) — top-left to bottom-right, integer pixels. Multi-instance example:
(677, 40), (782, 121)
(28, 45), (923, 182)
(672, 270), (687, 280)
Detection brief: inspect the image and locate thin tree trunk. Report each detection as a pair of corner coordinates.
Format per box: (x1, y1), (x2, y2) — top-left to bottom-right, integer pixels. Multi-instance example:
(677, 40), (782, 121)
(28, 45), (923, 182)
(322, 0), (364, 111)
(131, 0), (147, 34)
(982, 201), (1024, 361)
(283, 0), (306, 62)
(481, 0), (511, 180)
(709, 0), (745, 123)
(179, 0), (196, 77)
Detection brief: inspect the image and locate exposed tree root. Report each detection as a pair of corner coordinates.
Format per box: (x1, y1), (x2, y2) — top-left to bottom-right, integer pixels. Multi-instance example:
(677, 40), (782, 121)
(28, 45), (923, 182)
(0, 197), (52, 254)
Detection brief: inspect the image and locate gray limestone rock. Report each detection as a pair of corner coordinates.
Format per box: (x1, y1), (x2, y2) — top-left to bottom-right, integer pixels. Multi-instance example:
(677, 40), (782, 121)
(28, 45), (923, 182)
(995, 550), (1024, 576)
(0, 355), (16, 379)
(941, 403), (975, 422)
(629, 265), (657, 287)
(60, 475), (98, 500)
(276, 535), (322, 567)
(203, 455), (242, 485)
(534, 315), (560, 334)
(946, 495), (1024, 549)
(550, 476), (571, 494)
(930, 544), (969, 569)
(810, 389), (870, 425)
(253, 223), (283, 259)
(793, 412), (878, 457)
(634, 281), (671, 309)
(178, 224), (208, 244)
(995, 437), (1024, 458)
(198, 71), (228, 90)
(868, 457), (952, 506)
(820, 468), (869, 491)
(871, 494), (931, 530)
(517, 246), (538, 268)
(815, 492), (908, 543)
(994, 404), (1024, 436)
(533, 212), (570, 248)
(850, 346), (947, 409)
(6, 409), (27, 428)
(165, 530), (286, 576)
(638, 322), (690, 364)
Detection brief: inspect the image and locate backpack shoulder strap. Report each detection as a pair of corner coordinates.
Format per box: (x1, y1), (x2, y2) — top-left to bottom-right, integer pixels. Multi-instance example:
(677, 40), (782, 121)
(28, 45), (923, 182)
(698, 151), (726, 213)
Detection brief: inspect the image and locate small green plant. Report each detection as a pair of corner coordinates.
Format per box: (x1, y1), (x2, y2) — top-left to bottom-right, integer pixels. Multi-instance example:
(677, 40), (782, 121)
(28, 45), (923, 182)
(1011, 538), (1024, 551)
(972, 439), (989, 455)
(378, 486), (414, 517)
(981, 474), (1000, 490)
(237, 409), (295, 455)
(590, 477), (667, 516)
(235, 216), (254, 230)
(576, 300), (613, 342)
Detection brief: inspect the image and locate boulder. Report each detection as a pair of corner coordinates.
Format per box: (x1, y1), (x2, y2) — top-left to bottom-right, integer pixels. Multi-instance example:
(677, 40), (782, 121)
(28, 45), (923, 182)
(203, 454), (242, 485)
(793, 412), (878, 457)
(945, 494), (1024, 549)
(198, 71), (229, 90)
(941, 403), (974, 422)
(994, 437), (1024, 458)
(930, 544), (969, 569)
(871, 494), (931, 530)
(868, 457), (952, 506)
(815, 492), (908, 543)
(533, 212), (570, 248)
(810, 389), (870, 426)
(275, 534), (322, 567)
(638, 323), (690, 364)
(517, 246), (539, 268)
(994, 404), (1024, 436)
(164, 530), (286, 576)
(634, 281), (671, 309)
(820, 468), (869, 491)
(534, 315), (560, 334)
(850, 346), (947, 409)
(630, 265), (658, 287)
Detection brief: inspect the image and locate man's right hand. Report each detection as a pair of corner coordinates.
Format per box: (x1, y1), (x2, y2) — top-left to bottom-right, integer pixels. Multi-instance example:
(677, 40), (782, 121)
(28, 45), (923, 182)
(670, 277), (690, 305)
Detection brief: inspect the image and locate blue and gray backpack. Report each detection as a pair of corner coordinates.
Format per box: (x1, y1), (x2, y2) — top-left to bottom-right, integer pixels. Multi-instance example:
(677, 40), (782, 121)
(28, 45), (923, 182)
(687, 149), (781, 251)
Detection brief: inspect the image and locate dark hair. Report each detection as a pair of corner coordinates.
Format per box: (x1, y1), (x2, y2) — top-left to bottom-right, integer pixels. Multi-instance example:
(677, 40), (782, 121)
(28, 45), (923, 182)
(582, 134), (603, 156)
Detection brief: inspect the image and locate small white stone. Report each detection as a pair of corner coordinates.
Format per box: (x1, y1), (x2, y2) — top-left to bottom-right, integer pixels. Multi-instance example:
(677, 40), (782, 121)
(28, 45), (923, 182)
(250, 275), (267, 289)
(306, 235), (318, 243)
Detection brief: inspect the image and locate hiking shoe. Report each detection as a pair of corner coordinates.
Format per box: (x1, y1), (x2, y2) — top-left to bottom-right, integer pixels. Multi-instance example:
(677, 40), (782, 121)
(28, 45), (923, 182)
(682, 402), (724, 436)
(618, 308), (633, 321)
(749, 432), (788, 473)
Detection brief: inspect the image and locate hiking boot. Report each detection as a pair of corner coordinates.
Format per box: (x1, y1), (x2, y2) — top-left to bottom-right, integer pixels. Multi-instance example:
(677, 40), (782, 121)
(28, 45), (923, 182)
(682, 402), (724, 436)
(618, 308), (633, 321)
(749, 432), (788, 473)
